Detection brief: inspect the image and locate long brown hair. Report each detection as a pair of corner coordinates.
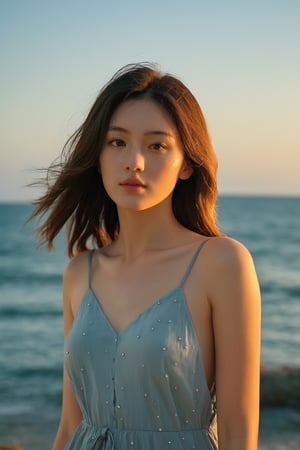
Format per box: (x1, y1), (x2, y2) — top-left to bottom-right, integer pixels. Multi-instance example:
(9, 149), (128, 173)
(30, 63), (222, 257)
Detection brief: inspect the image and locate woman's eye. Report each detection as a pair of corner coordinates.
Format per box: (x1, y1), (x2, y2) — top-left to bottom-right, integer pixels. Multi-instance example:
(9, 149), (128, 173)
(150, 143), (167, 151)
(109, 139), (126, 147)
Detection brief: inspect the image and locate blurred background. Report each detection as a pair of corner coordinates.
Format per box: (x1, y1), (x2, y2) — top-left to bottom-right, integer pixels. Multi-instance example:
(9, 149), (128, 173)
(0, 1), (299, 448)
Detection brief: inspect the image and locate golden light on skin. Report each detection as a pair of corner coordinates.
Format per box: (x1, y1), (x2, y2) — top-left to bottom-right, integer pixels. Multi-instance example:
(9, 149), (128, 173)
(99, 98), (191, 213)
(171, 157), (182, 168)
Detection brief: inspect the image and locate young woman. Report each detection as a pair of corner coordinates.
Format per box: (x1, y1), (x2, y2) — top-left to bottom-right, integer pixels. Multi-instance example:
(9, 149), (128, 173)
(31, 64), (261, 449)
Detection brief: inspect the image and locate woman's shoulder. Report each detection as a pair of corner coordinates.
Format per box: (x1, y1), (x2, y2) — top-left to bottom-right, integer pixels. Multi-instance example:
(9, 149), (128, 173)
(204, 235), (254, 268)
(201, 236), (259, 307)
(197, 236), (257, 293)
(63, 250), (90, 282)
(62, 250), (95, 314)
(63, 247), (110, 286)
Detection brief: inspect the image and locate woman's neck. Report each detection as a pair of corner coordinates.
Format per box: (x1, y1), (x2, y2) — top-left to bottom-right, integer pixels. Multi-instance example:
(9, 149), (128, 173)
(113, 204), (190, 261)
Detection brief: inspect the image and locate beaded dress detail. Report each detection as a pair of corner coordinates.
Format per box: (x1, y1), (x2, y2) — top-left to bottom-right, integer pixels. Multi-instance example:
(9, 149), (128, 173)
(64, 240), (218, 449)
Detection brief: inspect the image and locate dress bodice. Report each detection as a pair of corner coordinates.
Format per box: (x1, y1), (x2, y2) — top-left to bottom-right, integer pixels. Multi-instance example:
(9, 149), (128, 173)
(64, 241), (218, 449)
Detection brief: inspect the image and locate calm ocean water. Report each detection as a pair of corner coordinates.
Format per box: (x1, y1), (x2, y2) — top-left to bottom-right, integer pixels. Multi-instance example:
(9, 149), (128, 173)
(0, 197), (299, 449)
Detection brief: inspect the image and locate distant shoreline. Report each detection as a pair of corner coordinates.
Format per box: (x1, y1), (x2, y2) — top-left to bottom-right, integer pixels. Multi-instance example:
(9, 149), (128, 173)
(1, 193), (300, 205)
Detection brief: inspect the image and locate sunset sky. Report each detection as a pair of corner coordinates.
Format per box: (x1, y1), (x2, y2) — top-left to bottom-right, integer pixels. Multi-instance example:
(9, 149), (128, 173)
(1, 0), (299, 201)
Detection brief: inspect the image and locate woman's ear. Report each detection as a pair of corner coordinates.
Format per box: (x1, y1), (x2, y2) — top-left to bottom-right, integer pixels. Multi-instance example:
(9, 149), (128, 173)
(178, 160), (193, 180)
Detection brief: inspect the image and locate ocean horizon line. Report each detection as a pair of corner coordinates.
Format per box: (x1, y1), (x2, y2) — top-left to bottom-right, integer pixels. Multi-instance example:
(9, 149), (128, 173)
(0, 192), (300, 205)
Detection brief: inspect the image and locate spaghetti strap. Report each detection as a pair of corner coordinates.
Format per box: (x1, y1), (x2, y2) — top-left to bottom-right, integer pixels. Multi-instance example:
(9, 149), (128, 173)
(87, 250), (95, 289)
(65, 237), (217, 449)
(179, 239), (210, 288)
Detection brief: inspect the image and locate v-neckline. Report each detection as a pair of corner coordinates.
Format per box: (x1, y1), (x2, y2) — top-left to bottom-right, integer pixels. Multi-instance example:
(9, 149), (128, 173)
(88, 286), (183, 337)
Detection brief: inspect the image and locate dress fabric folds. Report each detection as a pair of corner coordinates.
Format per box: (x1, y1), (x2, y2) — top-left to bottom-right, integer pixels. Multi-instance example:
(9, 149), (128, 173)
(64, 241), (218, 449)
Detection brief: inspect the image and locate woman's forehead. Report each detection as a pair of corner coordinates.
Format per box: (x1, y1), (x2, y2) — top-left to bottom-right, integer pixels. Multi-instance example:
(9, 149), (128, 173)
(108, 98), (178, 136)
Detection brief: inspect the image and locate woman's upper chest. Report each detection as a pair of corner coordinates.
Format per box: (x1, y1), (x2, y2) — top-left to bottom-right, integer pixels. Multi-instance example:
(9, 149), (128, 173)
(90, 245), (211, 336)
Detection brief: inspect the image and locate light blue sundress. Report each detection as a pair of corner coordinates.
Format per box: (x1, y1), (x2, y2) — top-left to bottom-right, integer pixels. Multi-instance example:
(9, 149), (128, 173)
(64, 240), (218, 449)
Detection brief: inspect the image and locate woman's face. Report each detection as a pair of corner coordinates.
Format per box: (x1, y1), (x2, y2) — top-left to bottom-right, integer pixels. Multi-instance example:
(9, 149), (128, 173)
(99, 98), (192, 212)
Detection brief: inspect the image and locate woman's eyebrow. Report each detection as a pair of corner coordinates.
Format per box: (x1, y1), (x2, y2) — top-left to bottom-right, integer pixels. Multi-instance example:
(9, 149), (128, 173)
(108, 126), (175, 138)
(144, 130), (175, 138)
(108, 126), (129, 133)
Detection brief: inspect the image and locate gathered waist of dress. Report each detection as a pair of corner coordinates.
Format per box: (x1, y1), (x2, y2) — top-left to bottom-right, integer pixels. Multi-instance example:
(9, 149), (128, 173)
(71, 420), (215, 450)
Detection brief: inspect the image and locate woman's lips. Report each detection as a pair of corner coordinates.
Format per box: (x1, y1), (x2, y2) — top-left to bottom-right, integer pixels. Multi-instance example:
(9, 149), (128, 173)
(119, 178), (146, 192)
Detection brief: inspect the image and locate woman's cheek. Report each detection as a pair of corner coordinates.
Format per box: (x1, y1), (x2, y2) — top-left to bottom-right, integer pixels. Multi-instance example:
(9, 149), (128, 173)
(171, 157), (182, 169)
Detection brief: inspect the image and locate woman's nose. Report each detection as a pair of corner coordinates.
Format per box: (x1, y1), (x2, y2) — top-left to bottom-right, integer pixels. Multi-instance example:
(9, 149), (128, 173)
(125, 149), (145, 172)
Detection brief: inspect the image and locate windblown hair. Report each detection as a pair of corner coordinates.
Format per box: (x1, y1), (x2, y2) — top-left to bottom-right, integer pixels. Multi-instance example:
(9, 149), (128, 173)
(30, 63), (222, 257)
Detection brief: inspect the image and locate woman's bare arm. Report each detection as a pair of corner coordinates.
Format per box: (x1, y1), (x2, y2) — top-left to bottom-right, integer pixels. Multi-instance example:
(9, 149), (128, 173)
(208, 238), (261, 450)
(52, 262), (84, 450)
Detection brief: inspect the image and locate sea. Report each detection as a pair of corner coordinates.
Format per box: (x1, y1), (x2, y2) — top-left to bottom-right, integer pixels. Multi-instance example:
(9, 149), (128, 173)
(0, 197), (299, 449)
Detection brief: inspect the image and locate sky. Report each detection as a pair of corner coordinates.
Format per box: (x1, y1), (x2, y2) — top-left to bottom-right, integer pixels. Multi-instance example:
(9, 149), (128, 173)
(1, 0), (299, 201)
